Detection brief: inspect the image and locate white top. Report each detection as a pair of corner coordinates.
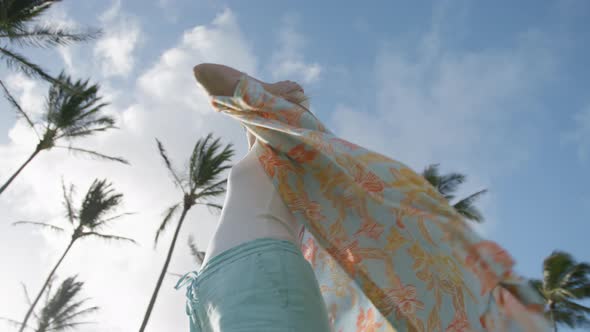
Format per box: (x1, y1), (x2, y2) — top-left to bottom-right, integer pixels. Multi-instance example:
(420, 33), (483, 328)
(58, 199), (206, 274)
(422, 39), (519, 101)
(201, 140), (301, 267)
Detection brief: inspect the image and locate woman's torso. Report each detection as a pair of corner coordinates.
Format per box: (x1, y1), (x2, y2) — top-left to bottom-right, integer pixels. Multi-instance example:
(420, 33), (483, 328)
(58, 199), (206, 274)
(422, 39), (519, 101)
(201, 140), (300, 268)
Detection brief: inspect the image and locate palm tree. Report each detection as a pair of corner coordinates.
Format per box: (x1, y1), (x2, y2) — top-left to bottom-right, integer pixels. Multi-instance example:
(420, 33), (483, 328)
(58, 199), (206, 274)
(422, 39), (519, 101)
(139, 134), (233, 332)
(0, 0), (100, 83)
(530, 251), (590, 331)
(0, 72), (128, 196)
(421, 164), (488, 222)
(2, 275), (99, 331)
(34, 275), (98, 332)
(13, 178), (136, 332)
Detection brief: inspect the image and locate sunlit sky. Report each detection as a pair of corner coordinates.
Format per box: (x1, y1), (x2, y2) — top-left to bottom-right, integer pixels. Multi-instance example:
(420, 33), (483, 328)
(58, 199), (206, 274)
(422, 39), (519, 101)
(1, 0), (589, 331)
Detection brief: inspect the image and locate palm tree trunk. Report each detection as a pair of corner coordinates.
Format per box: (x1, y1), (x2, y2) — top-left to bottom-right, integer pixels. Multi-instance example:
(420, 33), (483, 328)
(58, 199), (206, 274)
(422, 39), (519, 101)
(18, 240), (75, 332)
(139, 207), (189, 332)
(0, 147), (41, 196)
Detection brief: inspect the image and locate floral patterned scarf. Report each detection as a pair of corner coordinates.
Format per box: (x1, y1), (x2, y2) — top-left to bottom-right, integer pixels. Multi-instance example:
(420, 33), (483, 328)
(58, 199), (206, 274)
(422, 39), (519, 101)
(209, 74), (550, 331)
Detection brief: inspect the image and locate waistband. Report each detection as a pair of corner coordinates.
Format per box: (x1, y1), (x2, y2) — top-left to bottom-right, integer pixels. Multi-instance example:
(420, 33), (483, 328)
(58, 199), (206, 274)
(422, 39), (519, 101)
(175, 237), (302, 291)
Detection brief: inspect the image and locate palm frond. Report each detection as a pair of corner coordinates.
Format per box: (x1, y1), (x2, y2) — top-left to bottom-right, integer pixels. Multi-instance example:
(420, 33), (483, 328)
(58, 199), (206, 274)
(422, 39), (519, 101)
(421, 164), (467, 200)
(91, 212), (136, 230)
(563, 300), (590, 313)
(48, 297), (96, 328)
(56, 124), (116, 139)
(544, 251), (576, 291)
(155, 138), (184, 190)
(203, 203), (223, 210)
(195, 178), (227, 200)
(421, 164), (441, 188)
(34, 275), (99, 332)
(45, 321), (96, 331)
(0, 1), (98, 87)
(1, 25), (101, 48)
(539, 250), (590, 329)
(12, 221), (65, 233)
(0, 46), (55, 81)
(54, 106), (113, 139)
(570, 283), (590, 300)
(77, 179), (123, 229)
(154, 203), (181, 247)
(0, 79), (39, 138)
(20, 282), (41, 321)
(189, 134), (234, 191)
(528, 279), (546, 299)
(45, 73), (110, 130)
(552, 303), (590, 328)
(187, 235), (206, 266)
(61, 178), (76, 224)
(452, 189), (488, 222)
(50, 306), (98, 328)
(43, 274), (55, 306)
(53, 145), (129, 164)
(79, 231), (136, 244)
(438, 172), (466, 199)
(560, 263), (590, 294)
(0, 1), (57, 29)
(200, 202), (223, 215)
(21, 282), (33, 306)
(197, 188), (226, 200)
(0, 316), (31, 331)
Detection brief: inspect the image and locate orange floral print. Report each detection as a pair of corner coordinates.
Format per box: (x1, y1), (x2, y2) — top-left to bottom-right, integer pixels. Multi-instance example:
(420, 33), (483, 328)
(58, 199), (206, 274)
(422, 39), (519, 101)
(286, 190), (325, 223)
(356, 308), (384, 332)
(353, 165), (385, 193)
(465, 241), (515, 295)
(446, 311), (470, 332)
(277, 107), (304, 126)
(287, 143), (318, 163)
(383, 284), (425, 317)
(354, 202), (385, 240)
(258, 144), (292, 177)
(327, 239), (362, 276)
(302, 237), (318, 267)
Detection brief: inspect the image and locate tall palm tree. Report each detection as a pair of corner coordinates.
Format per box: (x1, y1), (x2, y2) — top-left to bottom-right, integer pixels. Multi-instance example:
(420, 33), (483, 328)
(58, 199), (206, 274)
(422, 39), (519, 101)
(0, 0), (100, 83)
(421, 164), (488, 222)
(139, 134), (233, 332)
(13, 178), (136, 332)
(530, 251), (590, 331)
(2, 275), (99, 331)
(34, 275), (98, 332)
(2, 275), (98, 331)
(0, 72), (128, 196)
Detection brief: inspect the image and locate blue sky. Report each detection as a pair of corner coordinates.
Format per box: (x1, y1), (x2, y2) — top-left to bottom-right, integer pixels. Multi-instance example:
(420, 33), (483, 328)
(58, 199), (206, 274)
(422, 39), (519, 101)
(0, 0), (589, 331)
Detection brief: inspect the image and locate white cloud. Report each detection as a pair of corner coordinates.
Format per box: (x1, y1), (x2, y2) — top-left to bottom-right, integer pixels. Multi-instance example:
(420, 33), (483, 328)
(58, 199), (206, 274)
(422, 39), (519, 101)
(4, 74), (46, 118)
(562, 106), (590, 161)
(39, 2), (81, 74)
(0, 8), (257, 332)
(269, 14), (322, 84)
(137, 8), (257, 114)
(93, 0), (142, 78)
